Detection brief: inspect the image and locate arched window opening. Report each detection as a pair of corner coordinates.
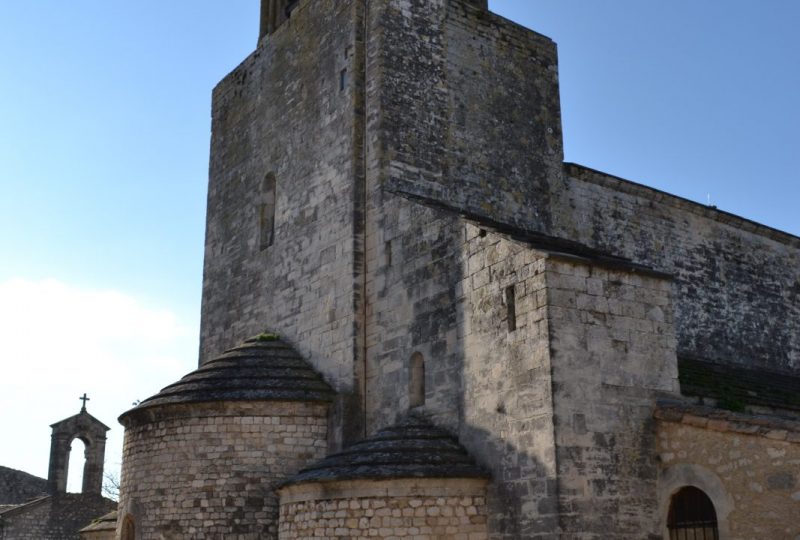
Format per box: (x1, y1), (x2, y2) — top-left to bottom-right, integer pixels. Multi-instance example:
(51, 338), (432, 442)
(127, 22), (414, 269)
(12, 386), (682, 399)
(66, 438), (87, 493)
(409, 352), (425, 408)
(667, 486), (719, 540)
(260, 173), (277, 250)
(121, 515), (135, 540)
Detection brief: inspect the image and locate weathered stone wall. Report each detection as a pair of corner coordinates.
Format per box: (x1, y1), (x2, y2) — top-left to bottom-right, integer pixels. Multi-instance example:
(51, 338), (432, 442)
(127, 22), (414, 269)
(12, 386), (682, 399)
(657, 416), (800, 539)
(458, 230), (559, 538)
(0, 495), (115, 540)
(544, 256), (677, 539)
(361, 186), (557, 537)
(558, 164), (800, 374)
(278, 478), (488, 539)
(361, 5), (568, 535)
(117, 401), (328, 539)
(363, 210), (680, 539)
(362, 202), (463, 432)
(375, 0), (564, 232)
(199, 0), (364, 444)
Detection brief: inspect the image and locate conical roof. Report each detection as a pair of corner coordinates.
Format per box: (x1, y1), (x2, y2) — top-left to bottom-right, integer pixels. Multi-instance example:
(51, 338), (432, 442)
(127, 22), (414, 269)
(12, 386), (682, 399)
(122, 336), (334, 416)
(283, 414), (489, 486)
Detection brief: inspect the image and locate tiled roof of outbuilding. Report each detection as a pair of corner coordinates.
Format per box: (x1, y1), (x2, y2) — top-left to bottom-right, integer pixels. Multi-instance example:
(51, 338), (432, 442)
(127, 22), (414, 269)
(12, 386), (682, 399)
(0, 466), (46, 505)
(123, 335), (334, 415)
(78, 510), (118, 533)
(679, 356), (800, 412)
(283, 414), (489, 486)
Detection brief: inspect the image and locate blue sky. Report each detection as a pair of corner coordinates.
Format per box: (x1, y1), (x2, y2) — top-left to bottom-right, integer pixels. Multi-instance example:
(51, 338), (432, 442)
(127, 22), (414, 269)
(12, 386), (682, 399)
(0, 1), (797, 489)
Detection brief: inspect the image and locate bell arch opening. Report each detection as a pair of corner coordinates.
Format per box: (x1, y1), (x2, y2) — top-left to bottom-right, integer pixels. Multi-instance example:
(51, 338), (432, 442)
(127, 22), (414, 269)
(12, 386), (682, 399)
(66, 437), (88, 493)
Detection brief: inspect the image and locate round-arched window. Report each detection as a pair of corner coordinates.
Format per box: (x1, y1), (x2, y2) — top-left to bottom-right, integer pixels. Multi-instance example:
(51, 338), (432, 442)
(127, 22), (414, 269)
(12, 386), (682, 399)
(667, 486), (719, 540)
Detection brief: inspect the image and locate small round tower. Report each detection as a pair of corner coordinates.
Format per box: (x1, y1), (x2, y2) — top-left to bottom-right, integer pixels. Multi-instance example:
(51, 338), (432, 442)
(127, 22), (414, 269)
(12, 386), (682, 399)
(277, 414), (490, 539)
(117, 335), (334, 539)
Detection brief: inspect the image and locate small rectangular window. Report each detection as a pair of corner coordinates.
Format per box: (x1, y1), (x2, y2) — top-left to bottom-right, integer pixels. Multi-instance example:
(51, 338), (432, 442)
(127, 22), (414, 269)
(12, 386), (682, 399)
(505, 285), (517, 332)
(339, 68), (348, 91)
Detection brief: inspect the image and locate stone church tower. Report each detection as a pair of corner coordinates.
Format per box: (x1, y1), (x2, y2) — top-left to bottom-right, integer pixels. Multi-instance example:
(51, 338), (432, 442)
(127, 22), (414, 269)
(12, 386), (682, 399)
(116, 1), (800, 539)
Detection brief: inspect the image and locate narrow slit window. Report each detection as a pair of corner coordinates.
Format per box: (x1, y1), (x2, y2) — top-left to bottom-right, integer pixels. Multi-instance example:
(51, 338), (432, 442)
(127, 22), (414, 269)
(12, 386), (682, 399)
(667, 486), (719, 540)
(339, 68), (348, 92)
(409, 352), (425, 408)
(260, 173), (276, 250)
(505, 285), (517, 332)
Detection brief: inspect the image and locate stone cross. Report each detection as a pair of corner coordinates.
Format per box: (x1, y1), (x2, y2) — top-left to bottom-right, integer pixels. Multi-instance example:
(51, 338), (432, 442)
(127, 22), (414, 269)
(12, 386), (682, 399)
(80, 393), (90, 412)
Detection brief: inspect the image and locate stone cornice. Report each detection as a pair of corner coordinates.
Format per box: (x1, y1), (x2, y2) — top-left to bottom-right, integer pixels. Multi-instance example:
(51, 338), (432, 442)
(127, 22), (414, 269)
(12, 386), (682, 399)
(655, 399), (800, 443)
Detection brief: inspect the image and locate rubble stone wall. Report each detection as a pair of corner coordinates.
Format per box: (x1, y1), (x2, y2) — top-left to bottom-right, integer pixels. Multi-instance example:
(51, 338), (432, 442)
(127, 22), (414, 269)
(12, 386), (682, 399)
(657, 417), (800, 540)
(278, 478), (488, 539)
(0, 495), (114, 540)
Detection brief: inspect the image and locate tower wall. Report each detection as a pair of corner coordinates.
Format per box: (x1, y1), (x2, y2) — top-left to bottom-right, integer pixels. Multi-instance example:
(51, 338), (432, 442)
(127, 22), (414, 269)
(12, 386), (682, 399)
(361, 0), (565, 428)
(360, 3), (567, 534)
(200, 0), (358, 371)
(371, 0), (564, 231)
(200, 0), (365, 443)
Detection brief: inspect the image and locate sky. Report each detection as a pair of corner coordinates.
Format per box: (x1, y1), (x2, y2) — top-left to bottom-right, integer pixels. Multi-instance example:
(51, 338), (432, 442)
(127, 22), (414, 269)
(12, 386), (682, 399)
(0, 1), (798, 493)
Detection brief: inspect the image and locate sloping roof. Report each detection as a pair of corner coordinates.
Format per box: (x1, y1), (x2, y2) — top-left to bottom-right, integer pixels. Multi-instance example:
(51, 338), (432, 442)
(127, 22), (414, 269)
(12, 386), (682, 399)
(50, 410), (110, 431)
(0, 494), (116, 538)
(387, 185), (671, 279)
(0, 466), (47, 505)
(120, 335), (334, 419)
(679, 356), (800, 413)
(79, 510), (118, 533)
(283, 414), (489, 486)
(0, 495), (50, 517)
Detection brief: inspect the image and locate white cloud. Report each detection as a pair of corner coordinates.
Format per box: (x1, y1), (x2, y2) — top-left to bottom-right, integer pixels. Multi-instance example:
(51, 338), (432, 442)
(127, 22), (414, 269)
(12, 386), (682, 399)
(0, 278), (196, 492)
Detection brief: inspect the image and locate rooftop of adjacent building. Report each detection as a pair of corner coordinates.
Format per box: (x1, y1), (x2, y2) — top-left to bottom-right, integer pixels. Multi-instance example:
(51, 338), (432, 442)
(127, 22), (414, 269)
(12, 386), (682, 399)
(0, 466), (46, 506)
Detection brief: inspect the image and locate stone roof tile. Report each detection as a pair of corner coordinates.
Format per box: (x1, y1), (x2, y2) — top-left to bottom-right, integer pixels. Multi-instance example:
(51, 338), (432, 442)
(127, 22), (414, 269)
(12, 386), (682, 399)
(120, 336), (334, 418)
(283, 414), (489, 486)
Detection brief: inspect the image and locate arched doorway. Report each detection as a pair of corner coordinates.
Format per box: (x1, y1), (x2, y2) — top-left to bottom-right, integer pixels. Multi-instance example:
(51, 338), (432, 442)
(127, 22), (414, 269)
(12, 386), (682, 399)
(121, 514), (135, 540)
(667, 486), (719, 540)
